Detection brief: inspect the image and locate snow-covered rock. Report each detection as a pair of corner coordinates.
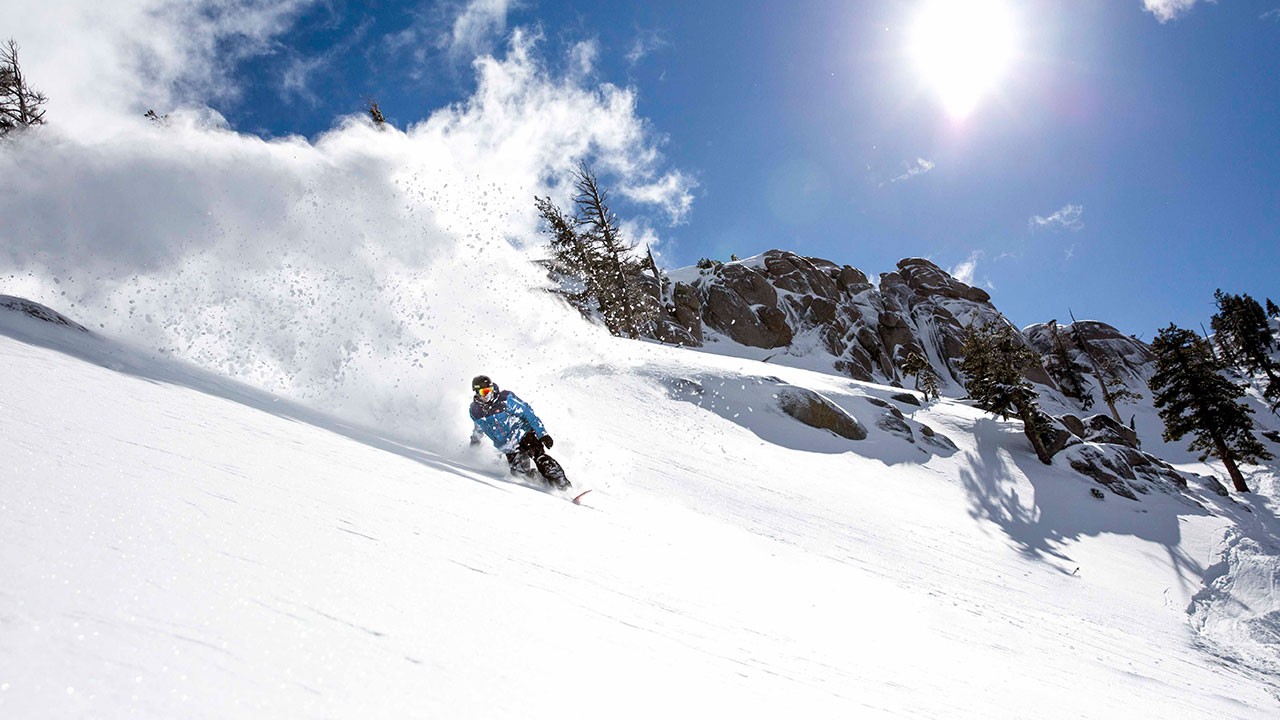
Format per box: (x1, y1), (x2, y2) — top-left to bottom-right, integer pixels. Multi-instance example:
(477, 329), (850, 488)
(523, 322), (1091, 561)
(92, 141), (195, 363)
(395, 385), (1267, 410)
(656, 252), (1047, 394)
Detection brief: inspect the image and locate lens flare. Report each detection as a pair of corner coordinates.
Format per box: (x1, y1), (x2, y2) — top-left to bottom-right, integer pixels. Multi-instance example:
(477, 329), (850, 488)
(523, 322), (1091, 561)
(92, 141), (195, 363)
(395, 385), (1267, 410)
(908, 0), (1019, 119)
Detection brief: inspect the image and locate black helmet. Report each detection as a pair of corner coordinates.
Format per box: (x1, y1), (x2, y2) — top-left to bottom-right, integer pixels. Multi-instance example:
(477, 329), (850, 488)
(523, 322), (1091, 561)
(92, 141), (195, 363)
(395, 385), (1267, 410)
(472, 375), (498, 402)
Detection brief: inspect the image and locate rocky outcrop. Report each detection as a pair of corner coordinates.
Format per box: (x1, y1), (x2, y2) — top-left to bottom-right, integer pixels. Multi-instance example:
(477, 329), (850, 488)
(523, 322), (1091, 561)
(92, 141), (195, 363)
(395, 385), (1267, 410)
(1061, 444), (1191, 501)
(1059, 413), (1140, 449)
(1024, 319), (1154, 402)
(652, 281), (703, 346)
(1041, 417), (1082, 457)
(656, 252), (1052, 393)
(0, 295), (89, 332)
(702, 267), (793, 348)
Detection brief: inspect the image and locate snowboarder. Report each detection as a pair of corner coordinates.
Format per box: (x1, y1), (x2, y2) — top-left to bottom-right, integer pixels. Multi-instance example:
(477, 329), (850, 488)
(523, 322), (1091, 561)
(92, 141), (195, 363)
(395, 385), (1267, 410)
(468, 375), (569, 489)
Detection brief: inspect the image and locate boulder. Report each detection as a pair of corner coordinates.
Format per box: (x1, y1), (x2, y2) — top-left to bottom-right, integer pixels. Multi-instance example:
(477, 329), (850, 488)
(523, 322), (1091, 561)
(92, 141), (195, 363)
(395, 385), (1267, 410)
(1082, 414), (1140, 449)
(836, 266), (874, 296)
(776, 387), (867, 441)
(875, 412), (915, 443)
(919, 424), (959, 453)
(1041, 417), (1082, 457)
(718, 263), (778, 307)
(1059, 414), (1086, 438)
(1056, 413), (1139, 449)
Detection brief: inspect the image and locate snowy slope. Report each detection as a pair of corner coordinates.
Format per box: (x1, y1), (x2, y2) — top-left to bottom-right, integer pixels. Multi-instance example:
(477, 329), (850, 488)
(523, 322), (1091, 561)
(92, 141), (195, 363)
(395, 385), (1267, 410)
(4, 302), (1280, 719)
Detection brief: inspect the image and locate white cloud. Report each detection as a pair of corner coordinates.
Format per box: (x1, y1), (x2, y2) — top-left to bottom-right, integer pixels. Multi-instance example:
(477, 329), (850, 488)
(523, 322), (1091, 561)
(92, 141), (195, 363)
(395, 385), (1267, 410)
(1142, 0), (1212, 23)
(567, 40), (600, 80)
(625, 30), (668, 67)
(1030, 203), (1084, 232)
(447, 0), (519, 58)
(1263, 9), (1280, 21)
(882, 158), (935, 187)
(621, 170), (697, 225)
(281, 17), (375, 105)
(280, 54), (328, 105)
(949, 252), (982, 286)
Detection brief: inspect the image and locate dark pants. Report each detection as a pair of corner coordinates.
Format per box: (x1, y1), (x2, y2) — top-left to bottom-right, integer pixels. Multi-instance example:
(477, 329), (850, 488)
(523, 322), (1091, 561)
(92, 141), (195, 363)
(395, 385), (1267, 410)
(505, 432), (547, 472)
(505, 432), (567, 488)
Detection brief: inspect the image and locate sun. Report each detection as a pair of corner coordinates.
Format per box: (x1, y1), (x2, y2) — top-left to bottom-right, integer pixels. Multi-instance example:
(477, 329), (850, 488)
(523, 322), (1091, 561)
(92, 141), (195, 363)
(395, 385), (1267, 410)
(907, 0), (1019, 120)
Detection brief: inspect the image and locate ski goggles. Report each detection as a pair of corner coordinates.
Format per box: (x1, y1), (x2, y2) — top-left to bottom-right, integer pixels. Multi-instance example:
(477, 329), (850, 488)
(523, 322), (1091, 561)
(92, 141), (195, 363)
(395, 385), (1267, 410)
(476, 386), (495, 399)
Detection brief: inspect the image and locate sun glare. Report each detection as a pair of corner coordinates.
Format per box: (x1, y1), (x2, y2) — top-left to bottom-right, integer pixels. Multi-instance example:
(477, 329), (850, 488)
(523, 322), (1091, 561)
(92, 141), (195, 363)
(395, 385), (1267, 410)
(908, 0), (1018, 120)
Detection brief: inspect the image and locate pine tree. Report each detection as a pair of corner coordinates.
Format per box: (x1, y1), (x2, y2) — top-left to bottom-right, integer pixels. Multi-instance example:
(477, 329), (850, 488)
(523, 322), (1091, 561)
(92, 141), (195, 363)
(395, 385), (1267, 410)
(1212, 290), (1278, 381)
(0, 38), (47, 136)
(1267, 298), (1279, 319)
(920, 366), (942, 401)
(535, 165), (658, 338)
(959, 322), (1053, 464)
(901, 352), (927, 391)
(1210, 289), (1244, 367)
(1212, 290), (1280, 412)
(1044, 321), (1093, 410)
(901, 351), (941, 400)
(1148, 324), (1272, 493)
(535, 196), (596, 311)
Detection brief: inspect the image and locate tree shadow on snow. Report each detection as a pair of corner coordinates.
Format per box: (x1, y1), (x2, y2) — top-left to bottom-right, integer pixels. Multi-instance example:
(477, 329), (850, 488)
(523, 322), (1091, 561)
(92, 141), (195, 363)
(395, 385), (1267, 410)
(959, 417), (1208, 590)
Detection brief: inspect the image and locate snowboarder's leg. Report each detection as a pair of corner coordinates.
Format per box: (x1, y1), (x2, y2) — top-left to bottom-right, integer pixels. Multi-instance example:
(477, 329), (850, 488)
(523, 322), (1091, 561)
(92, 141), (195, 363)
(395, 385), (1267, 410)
(517, 432), (570, 489)
(505, 450), (535, 476)
(534, 454), (570, 489)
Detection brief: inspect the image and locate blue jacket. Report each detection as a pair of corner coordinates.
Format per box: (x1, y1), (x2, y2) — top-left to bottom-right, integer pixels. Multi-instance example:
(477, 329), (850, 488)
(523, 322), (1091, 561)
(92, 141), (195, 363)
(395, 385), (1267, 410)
(470, 389), (548, 453)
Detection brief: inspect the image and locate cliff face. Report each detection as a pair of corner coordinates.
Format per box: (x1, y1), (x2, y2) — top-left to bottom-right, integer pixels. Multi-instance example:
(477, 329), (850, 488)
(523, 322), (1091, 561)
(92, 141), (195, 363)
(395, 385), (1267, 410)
(654, 250), (1056, 390)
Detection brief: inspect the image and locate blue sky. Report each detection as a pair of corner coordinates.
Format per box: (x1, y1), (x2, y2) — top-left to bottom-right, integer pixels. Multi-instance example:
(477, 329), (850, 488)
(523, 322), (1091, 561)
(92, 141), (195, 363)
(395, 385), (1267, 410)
(8, 0), (1280, 338)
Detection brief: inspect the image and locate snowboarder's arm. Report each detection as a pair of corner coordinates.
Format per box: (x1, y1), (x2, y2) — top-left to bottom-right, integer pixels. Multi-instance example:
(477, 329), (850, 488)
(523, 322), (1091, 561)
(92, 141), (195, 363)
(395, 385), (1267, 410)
(504, 393), (548, 436)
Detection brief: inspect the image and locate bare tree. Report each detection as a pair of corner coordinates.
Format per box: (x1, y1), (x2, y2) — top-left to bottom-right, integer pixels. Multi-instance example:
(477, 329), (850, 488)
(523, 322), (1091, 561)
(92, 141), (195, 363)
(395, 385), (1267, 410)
(0, 38), (47, 136)
(366, 98), (387, 129)
(144, 109), (169, 127)
(1068, 310), (1140, 423)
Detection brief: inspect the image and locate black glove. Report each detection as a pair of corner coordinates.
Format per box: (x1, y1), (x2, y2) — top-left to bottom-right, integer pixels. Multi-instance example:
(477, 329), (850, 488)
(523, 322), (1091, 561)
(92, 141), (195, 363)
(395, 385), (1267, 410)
(540, 435), (554, 449)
